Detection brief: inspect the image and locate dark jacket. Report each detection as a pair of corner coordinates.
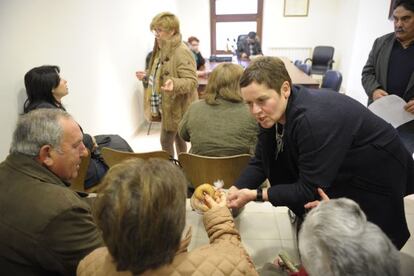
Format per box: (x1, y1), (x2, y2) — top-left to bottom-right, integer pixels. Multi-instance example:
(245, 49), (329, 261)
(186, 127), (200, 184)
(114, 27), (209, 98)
(235, 85), (414, 249)
(0, 153), (102, 275)
(237, 39), (262, 58)
(361, 32), (414, 105)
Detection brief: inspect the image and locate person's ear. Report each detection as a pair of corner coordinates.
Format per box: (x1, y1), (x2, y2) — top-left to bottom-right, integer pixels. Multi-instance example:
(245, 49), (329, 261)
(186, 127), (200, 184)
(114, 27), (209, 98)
(38, 144), (54, 167)
(281, 81), (291, 99)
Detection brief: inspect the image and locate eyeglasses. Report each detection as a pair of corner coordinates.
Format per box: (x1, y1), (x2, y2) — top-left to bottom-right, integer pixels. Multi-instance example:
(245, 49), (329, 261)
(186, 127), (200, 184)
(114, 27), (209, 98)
(152, 28), (166, 35)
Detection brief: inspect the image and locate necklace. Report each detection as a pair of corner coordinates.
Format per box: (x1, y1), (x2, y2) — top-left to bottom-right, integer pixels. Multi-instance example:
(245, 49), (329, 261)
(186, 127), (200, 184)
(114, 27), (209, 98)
(275, 124), (284, 160)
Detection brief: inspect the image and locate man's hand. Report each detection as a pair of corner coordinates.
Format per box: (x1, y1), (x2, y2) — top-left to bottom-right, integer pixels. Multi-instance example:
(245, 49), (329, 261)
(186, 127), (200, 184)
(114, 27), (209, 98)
(404, 99), (414, 114)
(372, 89), (388, 101)
(161, 79), (174, 92)
(135, 70), (146, 81)
(227, 187), (255, 209)
(304, 188), (330, 209)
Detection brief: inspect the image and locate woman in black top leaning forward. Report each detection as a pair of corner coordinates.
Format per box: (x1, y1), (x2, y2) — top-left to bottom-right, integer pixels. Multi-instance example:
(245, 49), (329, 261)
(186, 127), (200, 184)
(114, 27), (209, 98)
(227, 56), (414, 250)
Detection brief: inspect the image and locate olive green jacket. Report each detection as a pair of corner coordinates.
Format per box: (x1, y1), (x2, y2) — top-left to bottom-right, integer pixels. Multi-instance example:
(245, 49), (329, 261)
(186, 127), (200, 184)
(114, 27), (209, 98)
(0, 153), (102, 276)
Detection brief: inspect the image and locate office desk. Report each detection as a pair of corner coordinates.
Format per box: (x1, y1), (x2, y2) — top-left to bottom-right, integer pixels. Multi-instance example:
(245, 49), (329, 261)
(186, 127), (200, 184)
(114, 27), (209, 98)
(198, 57), (319, 89)
(185, 199), (300, 269)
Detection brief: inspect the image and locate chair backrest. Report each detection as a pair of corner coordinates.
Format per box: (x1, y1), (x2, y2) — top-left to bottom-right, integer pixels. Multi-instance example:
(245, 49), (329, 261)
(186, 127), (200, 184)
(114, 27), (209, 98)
(297, 63), (311, 75)
(101, 147), (171, 168)
(321, 70), (343, 92)
(294, 60), (303, 66)
(178, 153), (251, 189)
(69, 150), (91, 192)
(308, 46), (335, 75)
(237, 34), (248, 47)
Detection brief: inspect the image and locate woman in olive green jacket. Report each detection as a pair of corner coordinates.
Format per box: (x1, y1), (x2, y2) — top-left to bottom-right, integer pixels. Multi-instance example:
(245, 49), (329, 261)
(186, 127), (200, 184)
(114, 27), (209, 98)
(136, 12), (198, 157)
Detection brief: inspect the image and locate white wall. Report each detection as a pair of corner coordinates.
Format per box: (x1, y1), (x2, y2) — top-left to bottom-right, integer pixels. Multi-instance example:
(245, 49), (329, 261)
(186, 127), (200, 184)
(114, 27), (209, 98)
(0, 0), (177, 159)
(344, 0), (393, 103)
(176, 0), (210, 57)
(262, 0), (340, 52)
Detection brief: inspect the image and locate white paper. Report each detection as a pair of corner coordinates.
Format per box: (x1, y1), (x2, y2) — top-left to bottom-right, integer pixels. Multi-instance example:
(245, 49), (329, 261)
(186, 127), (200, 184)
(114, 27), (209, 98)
(368, 95), (414, 128)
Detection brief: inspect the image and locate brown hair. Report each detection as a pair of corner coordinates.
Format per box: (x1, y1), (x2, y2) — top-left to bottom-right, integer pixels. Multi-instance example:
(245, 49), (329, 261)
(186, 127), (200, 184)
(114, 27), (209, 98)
(188, 36), (200, 44)
(240, 56), (292, 95)
(205, 63), (244, 105)
(150, 11), (180, 35)
(93, 158), (187, 274)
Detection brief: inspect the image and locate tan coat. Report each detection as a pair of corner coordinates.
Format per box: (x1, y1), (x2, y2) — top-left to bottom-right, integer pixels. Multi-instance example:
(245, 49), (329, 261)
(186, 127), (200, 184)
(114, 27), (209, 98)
(77, 207), (258, 276)
(144, 34), (198, 131)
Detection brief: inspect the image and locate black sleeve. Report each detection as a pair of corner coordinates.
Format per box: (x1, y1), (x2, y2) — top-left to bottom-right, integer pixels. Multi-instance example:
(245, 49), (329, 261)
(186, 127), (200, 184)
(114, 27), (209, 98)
(267, 110), (354, 209)
(234, 131), (267, 189)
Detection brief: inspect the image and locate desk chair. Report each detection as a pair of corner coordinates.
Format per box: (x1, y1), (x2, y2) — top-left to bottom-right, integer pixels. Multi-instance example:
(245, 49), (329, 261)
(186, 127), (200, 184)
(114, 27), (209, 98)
(101, 147), (170, 168)
(178, 153), (251, 189)
(297, 63), (311, 75)
(305, 46), (335, 75)
(321, 70), (342, 92)
(69, 150), (91, 192)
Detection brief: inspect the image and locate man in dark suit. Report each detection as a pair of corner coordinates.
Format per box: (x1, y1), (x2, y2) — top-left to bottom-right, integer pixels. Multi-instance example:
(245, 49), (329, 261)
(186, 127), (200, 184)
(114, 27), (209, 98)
(227, 56), (414, 250)
(362, 0), (414, 153)
(237, 31), (263, 60)
(0, 109), (102, 275)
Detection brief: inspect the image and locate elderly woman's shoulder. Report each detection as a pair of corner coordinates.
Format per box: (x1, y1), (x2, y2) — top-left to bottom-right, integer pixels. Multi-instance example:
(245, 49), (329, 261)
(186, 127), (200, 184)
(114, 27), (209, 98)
(77, 247), (132, 276)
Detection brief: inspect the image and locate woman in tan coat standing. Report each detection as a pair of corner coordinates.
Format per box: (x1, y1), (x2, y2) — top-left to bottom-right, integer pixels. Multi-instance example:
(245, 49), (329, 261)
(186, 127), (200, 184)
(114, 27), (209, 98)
(136, 12), (198, 157)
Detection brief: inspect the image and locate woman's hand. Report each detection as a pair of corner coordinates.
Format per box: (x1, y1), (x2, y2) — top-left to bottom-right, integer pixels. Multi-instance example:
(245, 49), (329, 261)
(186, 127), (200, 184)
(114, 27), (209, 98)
(304, 188), (330, 209)
(161, 79), (174, 92)
(135, 71), (146, 81)
(205, 190), (226, 209)
(227, 187), (255, 209)
(191, 189), (225, 212)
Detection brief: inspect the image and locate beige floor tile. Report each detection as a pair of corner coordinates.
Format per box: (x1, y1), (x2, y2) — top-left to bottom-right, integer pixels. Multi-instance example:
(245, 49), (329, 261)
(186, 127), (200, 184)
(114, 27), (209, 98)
(405, 195), (414, 215)
(242, 239), (283, 268)
(275, 212), (295, 240)
(236, 212), (280, 240)
(401, 238), (414, 257)
(241, 201), (276, 213)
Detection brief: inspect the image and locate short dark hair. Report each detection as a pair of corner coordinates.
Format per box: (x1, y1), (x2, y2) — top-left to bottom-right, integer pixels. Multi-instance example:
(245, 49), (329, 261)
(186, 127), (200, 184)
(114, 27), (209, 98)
(188, 36), (200, 44)
(93, 158), (187, 275)
(240, 56), (292, 95)
(393, 0), (414, 12)
(248, 31), (256, 39)
(23, 65), (62, 113)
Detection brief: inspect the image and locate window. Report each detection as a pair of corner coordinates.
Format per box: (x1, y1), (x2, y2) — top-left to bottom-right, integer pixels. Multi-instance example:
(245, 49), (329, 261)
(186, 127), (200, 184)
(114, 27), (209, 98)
(210, 0), (263, 54)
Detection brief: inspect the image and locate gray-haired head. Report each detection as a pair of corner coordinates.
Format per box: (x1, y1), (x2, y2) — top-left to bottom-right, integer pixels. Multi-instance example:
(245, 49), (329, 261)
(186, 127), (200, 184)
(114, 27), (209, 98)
(10, 108), (73, 157)
(299, 198), (400, 276)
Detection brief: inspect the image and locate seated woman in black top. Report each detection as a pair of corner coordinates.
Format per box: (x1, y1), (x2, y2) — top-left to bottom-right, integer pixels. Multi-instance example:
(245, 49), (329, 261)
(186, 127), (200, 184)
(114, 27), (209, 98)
(23, 65), (131, 188)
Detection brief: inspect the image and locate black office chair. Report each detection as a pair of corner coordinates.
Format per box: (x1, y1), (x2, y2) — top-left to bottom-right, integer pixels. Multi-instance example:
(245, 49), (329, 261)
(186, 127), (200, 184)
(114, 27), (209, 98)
(305, 46), (335, 75)
(321, 70), (342, 92)
(297, 63), (311, 75)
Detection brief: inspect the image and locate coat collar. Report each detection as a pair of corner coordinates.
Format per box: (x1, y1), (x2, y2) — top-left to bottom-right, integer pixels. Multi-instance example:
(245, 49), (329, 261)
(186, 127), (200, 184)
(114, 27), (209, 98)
(5, 152), (68, 187)
(159, 33), (183, 60)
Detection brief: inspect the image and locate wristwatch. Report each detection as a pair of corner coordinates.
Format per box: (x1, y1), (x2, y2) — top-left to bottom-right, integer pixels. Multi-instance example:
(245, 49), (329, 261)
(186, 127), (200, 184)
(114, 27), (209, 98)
(256, 188), (264, 202)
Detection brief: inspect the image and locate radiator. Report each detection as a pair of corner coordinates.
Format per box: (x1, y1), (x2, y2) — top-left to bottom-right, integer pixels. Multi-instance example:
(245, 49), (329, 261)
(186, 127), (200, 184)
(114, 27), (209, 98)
(267, 47), (312, 62)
